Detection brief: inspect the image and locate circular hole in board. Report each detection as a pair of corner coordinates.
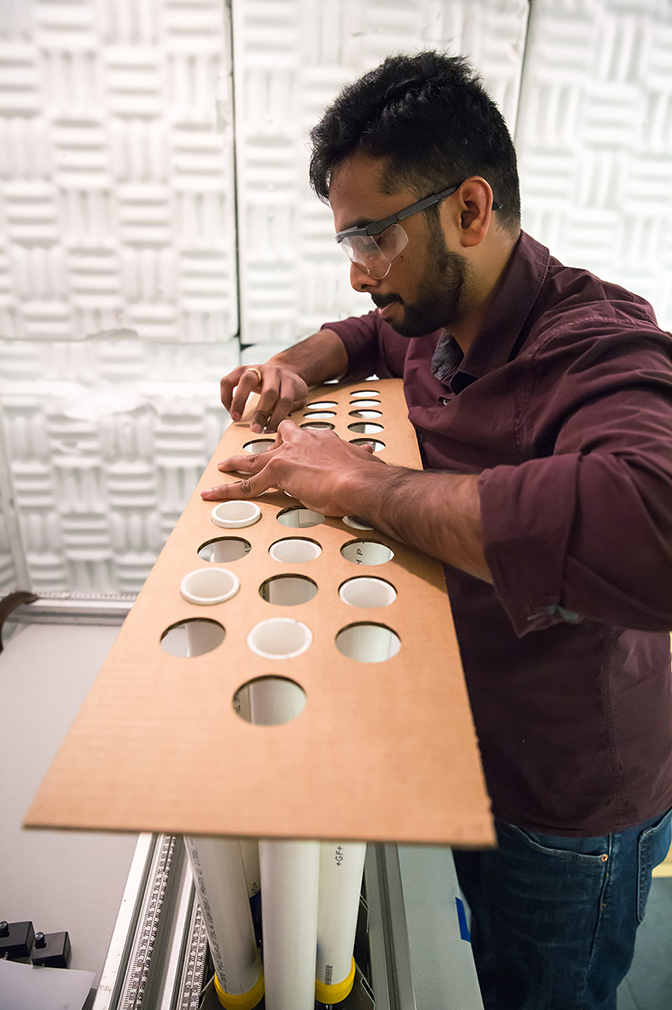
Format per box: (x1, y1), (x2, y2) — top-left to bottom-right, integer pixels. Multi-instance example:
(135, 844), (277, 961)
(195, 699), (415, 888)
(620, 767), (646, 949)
(335, 622), (401, 662)
(276, 507), (325, 528)
(300, 421), (335, 430)
(306, 400), (337, 409)
(269, 538), (322, 563)
(341, 539), (394, 565)
(350, 390), (380, 399)
(180, 567), (239, 605)
(198, 537), (251, 563)
(211, 501), (261, 528)
(349, 437), (386, 452)
(347, 422), (384, 434)
(243, 438), (276, 453)
(160, 618), (225, 657)
(348, 399), (380, 409)
(303, 410), (336, 419)
(247, 618), (313, 659)
(259, 574), (318, 606)
(233, 675), (307, 725)
(339, 576), (397, 608)
(348, 409), (382, 419)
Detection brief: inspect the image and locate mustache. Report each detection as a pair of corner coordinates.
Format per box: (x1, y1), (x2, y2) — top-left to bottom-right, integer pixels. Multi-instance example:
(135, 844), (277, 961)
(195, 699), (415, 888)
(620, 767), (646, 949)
(371, 293), (402, 309)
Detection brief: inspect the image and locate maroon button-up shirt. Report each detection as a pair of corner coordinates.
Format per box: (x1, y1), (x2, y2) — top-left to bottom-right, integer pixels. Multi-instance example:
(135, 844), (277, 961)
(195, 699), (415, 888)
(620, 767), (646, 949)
(324, 231), (672, 836)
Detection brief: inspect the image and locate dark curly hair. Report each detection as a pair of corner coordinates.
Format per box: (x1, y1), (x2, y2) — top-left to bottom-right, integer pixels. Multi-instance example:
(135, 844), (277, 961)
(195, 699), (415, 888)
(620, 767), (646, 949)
(309, 51), (521, 232)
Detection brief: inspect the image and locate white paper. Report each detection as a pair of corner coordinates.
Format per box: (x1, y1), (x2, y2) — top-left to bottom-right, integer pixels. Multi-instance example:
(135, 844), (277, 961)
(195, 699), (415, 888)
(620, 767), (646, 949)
(0, 959), (95, 1010)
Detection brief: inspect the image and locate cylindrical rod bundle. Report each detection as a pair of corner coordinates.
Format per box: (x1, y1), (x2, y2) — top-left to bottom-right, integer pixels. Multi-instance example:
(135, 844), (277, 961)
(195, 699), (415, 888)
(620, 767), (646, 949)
(315, 840), (367, 1004)
(184, 835), (264, 1009)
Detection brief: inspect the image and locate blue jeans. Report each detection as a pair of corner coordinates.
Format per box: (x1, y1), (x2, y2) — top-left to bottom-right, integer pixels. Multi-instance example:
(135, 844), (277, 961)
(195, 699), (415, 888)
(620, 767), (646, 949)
(453, 808), (672, 1010)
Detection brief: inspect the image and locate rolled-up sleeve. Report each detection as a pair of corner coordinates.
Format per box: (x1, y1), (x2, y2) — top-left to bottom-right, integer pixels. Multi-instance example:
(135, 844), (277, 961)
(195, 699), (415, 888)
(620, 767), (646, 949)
(479, 322), (672, 636)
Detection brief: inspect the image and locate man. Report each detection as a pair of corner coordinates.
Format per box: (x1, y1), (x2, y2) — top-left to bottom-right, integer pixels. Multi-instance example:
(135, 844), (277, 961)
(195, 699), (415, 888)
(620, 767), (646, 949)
(203, 52), (672, 1009)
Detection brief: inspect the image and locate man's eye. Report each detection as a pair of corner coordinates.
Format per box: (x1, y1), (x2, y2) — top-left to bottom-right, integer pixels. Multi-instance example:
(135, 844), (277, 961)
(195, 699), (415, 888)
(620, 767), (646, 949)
(375, 227), (396, 253)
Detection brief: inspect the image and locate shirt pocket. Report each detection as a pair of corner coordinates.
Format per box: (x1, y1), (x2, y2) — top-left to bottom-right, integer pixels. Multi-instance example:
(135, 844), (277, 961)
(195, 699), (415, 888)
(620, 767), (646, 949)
(637, 807), (672, 923)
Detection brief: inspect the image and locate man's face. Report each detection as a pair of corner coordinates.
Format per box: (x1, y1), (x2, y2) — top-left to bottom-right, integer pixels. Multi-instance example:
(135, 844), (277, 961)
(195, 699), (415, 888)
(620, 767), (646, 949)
(329, 152), (470, 338)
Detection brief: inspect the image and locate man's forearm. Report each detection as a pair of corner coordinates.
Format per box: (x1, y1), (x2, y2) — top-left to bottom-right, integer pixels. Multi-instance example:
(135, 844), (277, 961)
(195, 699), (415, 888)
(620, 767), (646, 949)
(269, 329), (349, 388)
(346, 465), (492, 583)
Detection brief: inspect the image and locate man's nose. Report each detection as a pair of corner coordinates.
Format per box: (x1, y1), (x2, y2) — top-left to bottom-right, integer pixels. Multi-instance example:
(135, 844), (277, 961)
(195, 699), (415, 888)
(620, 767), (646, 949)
(349, 261), (380, 293)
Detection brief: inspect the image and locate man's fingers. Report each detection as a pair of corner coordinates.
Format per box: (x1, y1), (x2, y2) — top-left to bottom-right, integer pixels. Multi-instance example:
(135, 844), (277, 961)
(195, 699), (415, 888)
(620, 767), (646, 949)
(217, 451), (272, 473)
(266, 377), (298, 431)
(230, 367), (264, 422)
(220, 367), (247, 412)
(201, 472), (274, 501)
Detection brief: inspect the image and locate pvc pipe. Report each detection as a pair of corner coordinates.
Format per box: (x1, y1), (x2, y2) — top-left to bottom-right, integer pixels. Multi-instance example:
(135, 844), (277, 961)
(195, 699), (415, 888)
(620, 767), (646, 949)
(247, 618), (312, 660)
(201, 537), (251, 563)
(347, 399), (379, 408)
(339, 577), (397, 608)
(247, 675), (318, 1010)
(347, 422), (384, 434)
(269, 538), (322, 563)
(350, 390), (380, 398)
(315, 841), (367, 1004)
(180, 567), (239, 605)
(185, 619), (226, 657)
(240, 839), (261, 899)
(259, 839), (320, 1010)
(302, 410), (335, 419)
(348, 409), (382, 419)
(340, 540), (394, 565)
(335, 622), (401, 663)
(276, 507), (324, 528)
(248, 676), (307, 725)
(260, 575), (317, 606)
(243, 438), (276, 453)
(305, 400), (337, 409)
(211, 501), (261, 529)
(184, 836), (264, 1009)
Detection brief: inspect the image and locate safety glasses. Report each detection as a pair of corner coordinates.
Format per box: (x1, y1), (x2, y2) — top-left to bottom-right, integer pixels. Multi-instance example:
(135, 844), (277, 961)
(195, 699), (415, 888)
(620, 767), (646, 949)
(335, 181), (501, 279)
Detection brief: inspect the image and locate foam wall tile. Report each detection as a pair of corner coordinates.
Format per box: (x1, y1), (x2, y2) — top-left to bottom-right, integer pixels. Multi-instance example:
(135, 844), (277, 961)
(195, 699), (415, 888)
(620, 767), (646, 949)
(232, 0), (529, 344)
(515, 0), (672, 329)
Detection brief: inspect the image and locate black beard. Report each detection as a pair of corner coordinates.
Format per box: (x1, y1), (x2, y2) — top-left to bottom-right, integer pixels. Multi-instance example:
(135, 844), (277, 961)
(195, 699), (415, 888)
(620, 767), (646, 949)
(386, 228), (469, 339)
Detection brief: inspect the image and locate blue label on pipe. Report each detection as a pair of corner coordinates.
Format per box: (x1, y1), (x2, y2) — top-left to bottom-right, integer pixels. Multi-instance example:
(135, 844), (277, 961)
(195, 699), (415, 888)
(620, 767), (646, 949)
(455, 896), (471, 942)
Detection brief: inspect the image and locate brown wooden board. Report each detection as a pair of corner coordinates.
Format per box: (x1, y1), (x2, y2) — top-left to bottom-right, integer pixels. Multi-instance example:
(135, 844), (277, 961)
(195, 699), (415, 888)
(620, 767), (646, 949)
(26, 380), (494, 847)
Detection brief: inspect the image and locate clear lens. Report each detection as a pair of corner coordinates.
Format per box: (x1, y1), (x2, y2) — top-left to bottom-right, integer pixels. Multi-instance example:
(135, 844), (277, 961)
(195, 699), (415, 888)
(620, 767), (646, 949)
(339, 223), (408, 279)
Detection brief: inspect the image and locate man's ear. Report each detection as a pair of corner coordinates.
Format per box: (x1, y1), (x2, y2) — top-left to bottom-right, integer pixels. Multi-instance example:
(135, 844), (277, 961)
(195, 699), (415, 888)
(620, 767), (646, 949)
(446, 177), (493, 248)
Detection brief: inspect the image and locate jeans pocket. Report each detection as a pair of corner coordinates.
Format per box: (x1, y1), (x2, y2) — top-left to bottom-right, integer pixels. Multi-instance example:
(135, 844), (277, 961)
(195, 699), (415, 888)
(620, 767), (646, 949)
(637, 807), (672, 923)
(500, 822), (609, 864)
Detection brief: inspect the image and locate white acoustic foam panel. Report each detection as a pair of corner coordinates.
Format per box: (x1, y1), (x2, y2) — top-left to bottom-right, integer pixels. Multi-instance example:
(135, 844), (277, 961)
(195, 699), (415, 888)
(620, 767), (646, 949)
(515, 0), (672, 330)
(0, 0), (240, 594)
(232, 0), (530, 354)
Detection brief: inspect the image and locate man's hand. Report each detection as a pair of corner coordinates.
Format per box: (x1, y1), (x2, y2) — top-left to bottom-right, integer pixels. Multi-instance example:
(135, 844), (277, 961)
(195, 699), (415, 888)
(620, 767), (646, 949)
(220, 364), (309, 433)
(201, 420), (380, 516)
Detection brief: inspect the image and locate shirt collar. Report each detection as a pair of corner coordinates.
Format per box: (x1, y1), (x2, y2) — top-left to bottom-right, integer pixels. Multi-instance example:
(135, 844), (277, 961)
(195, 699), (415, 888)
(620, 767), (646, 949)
(454, 231), (550, 382)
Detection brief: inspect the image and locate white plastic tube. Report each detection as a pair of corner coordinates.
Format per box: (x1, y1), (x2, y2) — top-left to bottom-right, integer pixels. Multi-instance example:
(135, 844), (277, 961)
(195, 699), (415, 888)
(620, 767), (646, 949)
(180, 567), (239, 605)
(260, 838), (320, 1010)
(335, 623), (401, 663)
(184, 836), (264, 1009)
(185, 619), (225, 657)
(269, 538), (322, 563)
(315, 841), (367, 1004)
(249, 676), (318, 1010)
(339, 577), (396, 608)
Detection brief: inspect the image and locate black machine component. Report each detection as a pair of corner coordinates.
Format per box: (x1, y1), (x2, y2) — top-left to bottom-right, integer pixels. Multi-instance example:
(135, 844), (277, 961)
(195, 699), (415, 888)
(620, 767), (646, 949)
(0, 919), (36, 960)
(31, 929), (72, 968)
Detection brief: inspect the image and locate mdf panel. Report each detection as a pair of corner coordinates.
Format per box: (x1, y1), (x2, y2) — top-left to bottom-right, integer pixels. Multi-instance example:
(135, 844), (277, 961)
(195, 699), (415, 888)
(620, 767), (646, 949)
(26, 379), (494, 848)
(515, 0), (672, 330)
